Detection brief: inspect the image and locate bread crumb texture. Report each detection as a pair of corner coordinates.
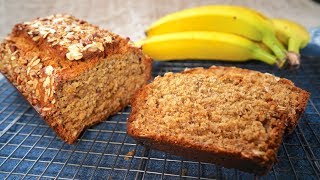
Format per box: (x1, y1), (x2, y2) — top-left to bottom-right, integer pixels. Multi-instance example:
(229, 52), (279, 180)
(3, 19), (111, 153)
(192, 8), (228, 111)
(128, 66), (309, 174)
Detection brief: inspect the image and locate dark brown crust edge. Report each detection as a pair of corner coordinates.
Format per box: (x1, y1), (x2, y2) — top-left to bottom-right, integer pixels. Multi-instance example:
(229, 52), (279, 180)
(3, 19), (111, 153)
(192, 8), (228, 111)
(127, 66), (310, 175)
(130, 136), (274, 175)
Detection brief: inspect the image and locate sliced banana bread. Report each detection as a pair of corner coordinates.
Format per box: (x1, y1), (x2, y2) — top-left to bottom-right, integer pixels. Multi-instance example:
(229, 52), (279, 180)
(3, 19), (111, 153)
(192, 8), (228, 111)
(0, 14), (152, 144)
(127, 66), (309, 175)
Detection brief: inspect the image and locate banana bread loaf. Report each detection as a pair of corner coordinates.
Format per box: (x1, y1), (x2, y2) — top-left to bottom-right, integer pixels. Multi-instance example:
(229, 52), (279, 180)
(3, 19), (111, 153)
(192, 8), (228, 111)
(127, 66), (309, 175)
(0, 14), (152, 144)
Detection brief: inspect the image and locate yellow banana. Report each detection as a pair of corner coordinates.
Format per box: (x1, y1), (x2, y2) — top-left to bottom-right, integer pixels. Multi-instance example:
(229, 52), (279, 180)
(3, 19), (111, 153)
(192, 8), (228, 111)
(138, 31), (279, 66)
(271, 18), (310, 54)
(145, 5), (294, 68)
(257, 42), (272, 54)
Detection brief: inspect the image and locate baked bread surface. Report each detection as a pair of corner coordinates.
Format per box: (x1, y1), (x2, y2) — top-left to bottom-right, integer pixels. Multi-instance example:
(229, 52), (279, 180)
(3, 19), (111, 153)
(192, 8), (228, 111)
(0, 14), (152, 143)
(127, 66), (309, 175)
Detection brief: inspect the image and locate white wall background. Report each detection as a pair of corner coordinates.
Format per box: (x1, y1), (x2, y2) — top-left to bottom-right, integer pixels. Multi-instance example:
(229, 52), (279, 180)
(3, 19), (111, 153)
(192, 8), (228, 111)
(1, 0), (320, 41)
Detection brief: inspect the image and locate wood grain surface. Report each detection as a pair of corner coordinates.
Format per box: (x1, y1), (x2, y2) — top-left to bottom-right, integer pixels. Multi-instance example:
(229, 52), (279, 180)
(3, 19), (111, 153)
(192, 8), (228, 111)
(1, 0), (320, 41)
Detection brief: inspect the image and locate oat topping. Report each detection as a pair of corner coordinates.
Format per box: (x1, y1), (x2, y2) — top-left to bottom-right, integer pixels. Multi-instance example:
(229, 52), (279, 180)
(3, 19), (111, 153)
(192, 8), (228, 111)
(65, 43), (84, 60)
(1, 41), (57, 108)
(44, 65), (54, 75)
(42, 65), (56, 103)
(264, 72), (281, 81)
(22, 14), (114, 61)
(42, 107), (52, 111)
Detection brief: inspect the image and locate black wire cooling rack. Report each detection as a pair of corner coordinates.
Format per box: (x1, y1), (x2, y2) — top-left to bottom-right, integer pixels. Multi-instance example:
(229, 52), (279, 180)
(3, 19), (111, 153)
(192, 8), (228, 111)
(0, 58), (320, 179)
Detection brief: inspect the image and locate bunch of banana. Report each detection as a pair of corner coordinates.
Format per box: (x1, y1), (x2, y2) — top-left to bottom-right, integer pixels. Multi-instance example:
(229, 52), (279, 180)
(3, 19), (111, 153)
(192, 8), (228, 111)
(271, 18), (310, 65)
(138, 5), (310, 69)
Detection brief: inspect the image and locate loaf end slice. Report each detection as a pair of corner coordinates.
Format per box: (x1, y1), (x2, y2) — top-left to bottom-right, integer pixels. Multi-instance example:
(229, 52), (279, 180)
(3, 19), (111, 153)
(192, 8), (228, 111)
(0, 14), (152, 144)
(127, 66), (310, 175)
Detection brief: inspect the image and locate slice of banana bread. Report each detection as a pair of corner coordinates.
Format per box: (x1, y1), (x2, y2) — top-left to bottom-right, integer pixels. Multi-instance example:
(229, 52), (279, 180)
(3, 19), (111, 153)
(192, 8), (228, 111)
(0, 14), (152, 144)
(127, 66), (309, 175)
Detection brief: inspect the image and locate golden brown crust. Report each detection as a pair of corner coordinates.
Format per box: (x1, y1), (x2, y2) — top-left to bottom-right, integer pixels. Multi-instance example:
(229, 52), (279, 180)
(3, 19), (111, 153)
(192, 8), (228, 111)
(1, 14), (152, 144)
(127, 66), (309, 175)
(14, 14), (114, 61)
(11, 21), (139, 81)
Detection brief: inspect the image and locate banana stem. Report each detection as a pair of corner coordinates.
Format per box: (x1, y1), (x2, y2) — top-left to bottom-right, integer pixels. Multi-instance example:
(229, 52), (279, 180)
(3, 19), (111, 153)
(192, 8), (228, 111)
(288, 38), (301, 54)
(261, 35), (302, 69)
(262, 36), (286, 62)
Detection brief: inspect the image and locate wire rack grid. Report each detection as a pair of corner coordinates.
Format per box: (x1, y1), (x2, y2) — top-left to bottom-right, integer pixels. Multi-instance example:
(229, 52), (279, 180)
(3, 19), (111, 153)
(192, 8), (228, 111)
(0, 58), (320, 180)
